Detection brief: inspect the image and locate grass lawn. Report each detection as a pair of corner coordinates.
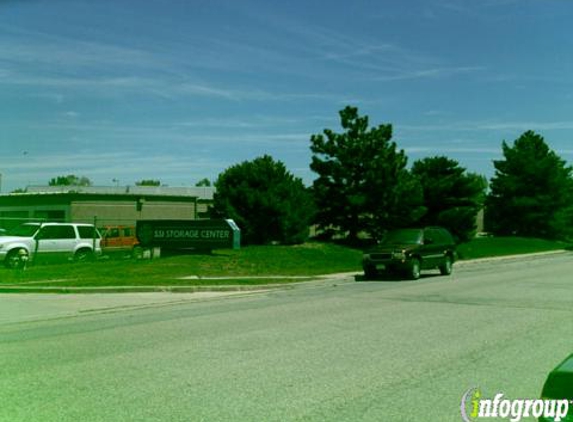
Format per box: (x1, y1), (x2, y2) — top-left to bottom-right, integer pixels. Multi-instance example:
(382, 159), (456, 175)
(0, 242), (362, 287)
(457, 236), (570, 260)
(0, 237), (569, 288)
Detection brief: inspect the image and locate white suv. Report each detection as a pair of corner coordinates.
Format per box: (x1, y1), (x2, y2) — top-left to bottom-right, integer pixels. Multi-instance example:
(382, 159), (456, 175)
(0, 222), (101, 268)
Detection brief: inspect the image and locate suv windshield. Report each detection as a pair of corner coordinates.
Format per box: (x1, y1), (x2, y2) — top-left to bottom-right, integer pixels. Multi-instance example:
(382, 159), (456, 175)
(382, 229), (423, 245)
(6, 224), (41, 237)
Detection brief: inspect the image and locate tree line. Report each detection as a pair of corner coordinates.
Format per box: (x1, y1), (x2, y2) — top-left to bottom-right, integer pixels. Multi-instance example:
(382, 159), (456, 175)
(42, 106), (573, 245)
(213, 106), (573, 245)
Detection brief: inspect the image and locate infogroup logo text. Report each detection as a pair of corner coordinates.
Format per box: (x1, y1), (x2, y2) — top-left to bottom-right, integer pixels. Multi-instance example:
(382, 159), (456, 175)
(461, 387), (570, 422)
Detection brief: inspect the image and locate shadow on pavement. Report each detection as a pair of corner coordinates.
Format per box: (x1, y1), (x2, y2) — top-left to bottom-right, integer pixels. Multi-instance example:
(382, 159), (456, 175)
(354, 272), (442, 282)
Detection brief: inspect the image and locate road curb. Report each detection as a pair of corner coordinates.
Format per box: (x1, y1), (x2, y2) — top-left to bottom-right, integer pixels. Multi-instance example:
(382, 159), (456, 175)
(0, 283), (294, 294)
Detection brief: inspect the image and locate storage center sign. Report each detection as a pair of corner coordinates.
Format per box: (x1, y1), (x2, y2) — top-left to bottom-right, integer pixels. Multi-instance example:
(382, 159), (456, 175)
(136, 219), (240, 251)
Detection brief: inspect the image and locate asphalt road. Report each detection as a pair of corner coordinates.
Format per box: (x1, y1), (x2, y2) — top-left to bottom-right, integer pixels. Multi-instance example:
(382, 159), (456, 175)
(1, 253), (572, 422)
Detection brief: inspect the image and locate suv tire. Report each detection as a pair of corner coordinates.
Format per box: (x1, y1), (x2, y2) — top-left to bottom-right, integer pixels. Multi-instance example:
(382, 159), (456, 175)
(409, 258), (421, 280)
(439, 256), (453, 276)
(74, 248), (94, 262)
(5, 248), (28, 269)
(363, 264), (377, 280)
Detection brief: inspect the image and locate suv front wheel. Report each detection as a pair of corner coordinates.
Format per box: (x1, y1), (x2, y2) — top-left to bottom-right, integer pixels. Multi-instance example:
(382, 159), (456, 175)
(408, 258), (421, 280)
(439, 256), (453, 276)
(363, 264), (378, 279)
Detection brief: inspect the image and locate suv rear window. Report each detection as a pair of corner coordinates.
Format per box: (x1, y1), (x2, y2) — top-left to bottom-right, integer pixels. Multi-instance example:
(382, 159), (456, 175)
(78, 226), (100, 239)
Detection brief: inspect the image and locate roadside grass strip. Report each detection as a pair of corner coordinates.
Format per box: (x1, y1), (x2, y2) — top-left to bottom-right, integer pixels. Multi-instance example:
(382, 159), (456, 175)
(457, 236), (569, 260)
(0, 238), (569, 291)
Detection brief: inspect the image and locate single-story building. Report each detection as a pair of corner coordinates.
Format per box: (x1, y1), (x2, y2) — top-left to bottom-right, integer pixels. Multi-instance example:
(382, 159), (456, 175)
(0, 185), (215, 230)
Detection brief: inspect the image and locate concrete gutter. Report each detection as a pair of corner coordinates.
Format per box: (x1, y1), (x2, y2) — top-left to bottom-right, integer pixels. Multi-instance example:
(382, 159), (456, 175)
(0, 284), (293, 294)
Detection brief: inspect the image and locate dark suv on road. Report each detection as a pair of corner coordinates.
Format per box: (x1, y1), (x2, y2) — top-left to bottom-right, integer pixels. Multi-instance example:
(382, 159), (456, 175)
(362, 227), (456, 280)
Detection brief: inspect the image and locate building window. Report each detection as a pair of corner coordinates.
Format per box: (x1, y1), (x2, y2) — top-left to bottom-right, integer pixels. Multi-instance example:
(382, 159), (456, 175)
(33, 210), (66, 222)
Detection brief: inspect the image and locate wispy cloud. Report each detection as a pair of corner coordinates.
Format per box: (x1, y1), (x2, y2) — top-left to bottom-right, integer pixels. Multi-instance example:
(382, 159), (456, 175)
(0, 71), (349, 103)
(28, 93), (65, 104)
(399, 120), (573, 133)
(176, 115), (311, 129)
(0, 25), (161, 72)
(405, 146), (500, 154)
(1, 151), (228, 187)
(477, 121), (573, 131)
(253, 15), (485, 83)
(373, 66), (484, 82)
(1, 14), (481, 102)
(432, 0), (521, 16)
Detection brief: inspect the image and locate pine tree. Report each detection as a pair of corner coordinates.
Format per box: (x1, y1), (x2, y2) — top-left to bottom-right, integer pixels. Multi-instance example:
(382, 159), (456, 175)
(411, 156), (487, 242)
(310, 106), (424, 240)
(487, 131), (573, 238)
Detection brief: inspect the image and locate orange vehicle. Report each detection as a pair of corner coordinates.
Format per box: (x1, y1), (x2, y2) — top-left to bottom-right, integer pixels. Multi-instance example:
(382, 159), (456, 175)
(100, 225), (141, 257)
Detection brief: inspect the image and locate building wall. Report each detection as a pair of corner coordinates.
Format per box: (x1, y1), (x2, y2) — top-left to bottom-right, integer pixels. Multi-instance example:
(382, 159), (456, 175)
(0, 192), (207, 229)
(0, 203), (71, 228)
(138, 200), (196, 220)
(475, 208), (485, 234)
(71, 199), (197, 226)
(196, 201), (212, 219)
(71, 200), (140, 225)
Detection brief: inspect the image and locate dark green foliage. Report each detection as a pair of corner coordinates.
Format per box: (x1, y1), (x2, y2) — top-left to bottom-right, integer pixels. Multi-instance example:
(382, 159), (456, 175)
(213, 155), (315, 245)
(48, 175), (92, 186)
(135, 179), (161, 186)
(486, 131), (573, 239)
(195, 178), (212, 187)
(310, 106), (424, 240)
(411, 156), (487, 242)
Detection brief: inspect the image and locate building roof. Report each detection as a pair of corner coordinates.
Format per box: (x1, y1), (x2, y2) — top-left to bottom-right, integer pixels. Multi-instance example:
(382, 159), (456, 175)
(19, 185), (215, 200)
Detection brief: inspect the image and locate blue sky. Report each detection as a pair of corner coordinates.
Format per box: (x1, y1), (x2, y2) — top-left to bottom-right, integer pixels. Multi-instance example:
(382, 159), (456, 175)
(1, 0), (572, 192)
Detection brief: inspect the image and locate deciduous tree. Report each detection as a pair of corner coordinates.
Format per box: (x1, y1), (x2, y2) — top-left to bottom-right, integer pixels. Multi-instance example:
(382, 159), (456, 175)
(135, 179), (161, 186)
(195, 178), (212, 187)
(48, 174), (92, 186)
(213, 155), (315, 245)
